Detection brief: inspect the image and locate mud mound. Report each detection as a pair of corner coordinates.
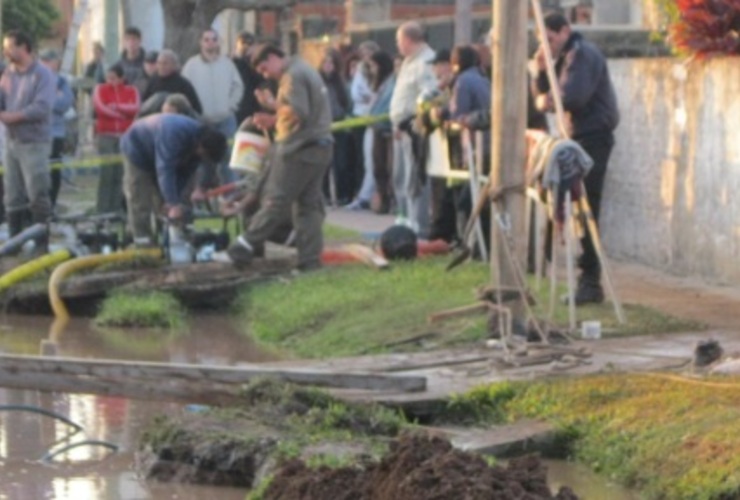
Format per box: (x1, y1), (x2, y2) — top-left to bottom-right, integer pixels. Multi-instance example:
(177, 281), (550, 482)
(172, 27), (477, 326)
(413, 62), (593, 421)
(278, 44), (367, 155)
(261, 434), (578, 500)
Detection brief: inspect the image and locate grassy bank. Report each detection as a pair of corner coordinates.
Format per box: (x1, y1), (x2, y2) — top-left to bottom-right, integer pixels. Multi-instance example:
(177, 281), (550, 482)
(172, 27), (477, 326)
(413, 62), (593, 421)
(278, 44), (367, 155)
(95, 290), (187, 329)
(234, 257), (703, 359)
(139, 379), (408, 488)
(444, 375), (740, 499)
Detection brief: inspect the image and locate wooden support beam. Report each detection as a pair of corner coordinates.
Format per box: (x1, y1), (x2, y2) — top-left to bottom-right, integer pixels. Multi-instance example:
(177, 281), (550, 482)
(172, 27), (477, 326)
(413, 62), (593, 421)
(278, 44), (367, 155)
(489, 0), (529, 322)
(0, 353), (427, 401)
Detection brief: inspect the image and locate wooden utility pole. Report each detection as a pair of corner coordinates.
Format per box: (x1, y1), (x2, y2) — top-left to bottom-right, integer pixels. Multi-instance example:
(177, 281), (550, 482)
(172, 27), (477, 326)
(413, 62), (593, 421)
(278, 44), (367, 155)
(454, 0), (474, 45)
(489, 1), (529, 319)
(344, 0), (353, 33)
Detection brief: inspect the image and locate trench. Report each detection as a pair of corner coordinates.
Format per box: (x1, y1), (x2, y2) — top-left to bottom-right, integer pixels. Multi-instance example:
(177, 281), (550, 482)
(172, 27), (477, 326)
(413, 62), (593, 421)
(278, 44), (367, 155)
(0, 312), (268, 500)
(0, 313), (639, 499)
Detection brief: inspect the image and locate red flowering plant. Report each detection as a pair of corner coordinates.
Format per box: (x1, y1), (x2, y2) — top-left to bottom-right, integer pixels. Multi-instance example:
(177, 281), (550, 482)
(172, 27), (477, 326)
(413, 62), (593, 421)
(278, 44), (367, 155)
(671, 0), (740, 56)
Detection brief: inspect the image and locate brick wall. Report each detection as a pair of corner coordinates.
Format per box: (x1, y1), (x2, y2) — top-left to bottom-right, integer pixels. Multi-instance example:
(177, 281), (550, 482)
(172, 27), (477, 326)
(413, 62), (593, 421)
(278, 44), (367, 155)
(602, 58), (740, 284)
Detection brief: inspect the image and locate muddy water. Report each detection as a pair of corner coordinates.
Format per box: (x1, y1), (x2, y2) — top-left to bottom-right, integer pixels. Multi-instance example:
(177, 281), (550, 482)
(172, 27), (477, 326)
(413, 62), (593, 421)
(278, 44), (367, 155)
(545, 459), (639, 500)
(0, 315), (642, 499)
(0, 313), (269, 500)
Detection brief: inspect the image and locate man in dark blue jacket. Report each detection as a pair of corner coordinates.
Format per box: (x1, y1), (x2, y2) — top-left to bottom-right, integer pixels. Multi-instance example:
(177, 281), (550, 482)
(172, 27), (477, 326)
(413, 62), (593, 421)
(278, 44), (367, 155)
(120, 113), (227, 246)
(531, 12), (619, 305)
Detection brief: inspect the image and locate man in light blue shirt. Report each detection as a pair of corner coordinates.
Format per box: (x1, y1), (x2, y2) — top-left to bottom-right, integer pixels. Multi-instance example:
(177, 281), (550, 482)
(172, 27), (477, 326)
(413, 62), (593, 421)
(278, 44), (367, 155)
(0, 30), (56, 249)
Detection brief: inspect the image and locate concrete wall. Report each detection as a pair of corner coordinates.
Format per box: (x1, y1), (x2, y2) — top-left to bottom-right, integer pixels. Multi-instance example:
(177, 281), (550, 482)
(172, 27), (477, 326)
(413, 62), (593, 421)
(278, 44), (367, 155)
(602, 58), (740, 284)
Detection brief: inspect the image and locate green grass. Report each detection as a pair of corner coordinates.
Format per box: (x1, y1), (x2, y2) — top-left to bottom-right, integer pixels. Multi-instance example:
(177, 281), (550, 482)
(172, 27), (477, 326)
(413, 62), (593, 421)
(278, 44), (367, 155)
(529, 279), (706, 337)
(233, 257), (703, 359)
(440, 375), (740, 499)
(322, 223), (364, 243)
(94, 290), (187, 329)
(235, 258), (491, 358)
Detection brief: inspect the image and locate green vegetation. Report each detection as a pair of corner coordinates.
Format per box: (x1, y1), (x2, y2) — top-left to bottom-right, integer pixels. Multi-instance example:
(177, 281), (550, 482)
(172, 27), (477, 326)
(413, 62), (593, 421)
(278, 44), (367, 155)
(235, 258), (491, 358)
(322, 223), (364, 243)
(194, 217), (362, 245)
(140, 379), (408, 492)
(4, 0), (59, 42)
(235, 257), (703, 359)
(94, 290), (187, 329)
(439, 375), (740, 500)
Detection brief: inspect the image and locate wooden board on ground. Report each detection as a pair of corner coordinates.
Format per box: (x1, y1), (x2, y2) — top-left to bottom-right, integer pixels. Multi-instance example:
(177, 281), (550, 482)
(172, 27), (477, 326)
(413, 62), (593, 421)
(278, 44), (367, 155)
(0, 353), (427, 402)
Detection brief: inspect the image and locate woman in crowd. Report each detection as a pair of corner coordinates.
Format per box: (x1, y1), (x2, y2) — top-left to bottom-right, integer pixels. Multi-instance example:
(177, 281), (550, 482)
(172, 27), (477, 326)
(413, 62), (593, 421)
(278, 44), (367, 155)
(319, 49), (352, 205)
(93, 64), (140, 214)
(345, 41), (380, 208)
(365, 50), (396, 215)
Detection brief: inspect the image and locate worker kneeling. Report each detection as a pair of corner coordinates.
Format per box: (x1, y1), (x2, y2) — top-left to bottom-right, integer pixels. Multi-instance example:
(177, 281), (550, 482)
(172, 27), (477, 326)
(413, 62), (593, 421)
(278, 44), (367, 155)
(120, 113), (227, 246)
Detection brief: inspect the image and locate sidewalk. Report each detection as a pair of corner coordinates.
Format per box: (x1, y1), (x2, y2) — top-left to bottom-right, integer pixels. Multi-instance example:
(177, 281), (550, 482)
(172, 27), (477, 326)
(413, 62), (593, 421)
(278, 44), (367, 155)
(326, 206), (395, 238)
(326, 208), (740, 331)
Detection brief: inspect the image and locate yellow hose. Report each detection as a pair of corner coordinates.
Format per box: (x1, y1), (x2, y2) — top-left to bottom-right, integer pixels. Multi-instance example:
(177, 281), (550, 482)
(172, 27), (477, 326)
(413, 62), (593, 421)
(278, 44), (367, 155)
(0, 249), (74, 293)
(49, 248), (162, 322)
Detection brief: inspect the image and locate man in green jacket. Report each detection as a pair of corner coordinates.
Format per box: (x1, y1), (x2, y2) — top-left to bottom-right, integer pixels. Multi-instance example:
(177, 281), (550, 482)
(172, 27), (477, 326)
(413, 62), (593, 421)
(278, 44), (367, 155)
(222, 44), (333, 272)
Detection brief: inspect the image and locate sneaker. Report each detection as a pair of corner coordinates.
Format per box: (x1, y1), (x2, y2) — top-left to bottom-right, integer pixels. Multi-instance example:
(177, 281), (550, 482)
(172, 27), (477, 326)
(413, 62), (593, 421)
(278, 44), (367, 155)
(226, 236), (254, 268)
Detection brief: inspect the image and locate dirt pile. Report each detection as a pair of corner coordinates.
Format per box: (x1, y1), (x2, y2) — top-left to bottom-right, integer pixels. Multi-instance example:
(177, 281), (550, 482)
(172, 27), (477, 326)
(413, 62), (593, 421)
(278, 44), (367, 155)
(260, 434), (578, 500)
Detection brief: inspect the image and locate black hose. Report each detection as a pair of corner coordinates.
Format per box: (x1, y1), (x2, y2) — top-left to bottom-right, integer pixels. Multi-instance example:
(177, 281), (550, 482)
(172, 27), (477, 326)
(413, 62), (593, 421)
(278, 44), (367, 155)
(0, 405), (84, 434)
(42, 440), (119, 463)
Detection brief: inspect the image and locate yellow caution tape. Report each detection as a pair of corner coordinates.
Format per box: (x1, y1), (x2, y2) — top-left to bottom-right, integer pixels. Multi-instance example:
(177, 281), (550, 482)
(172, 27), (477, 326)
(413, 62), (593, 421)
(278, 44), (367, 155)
(0, 114), (391, 174)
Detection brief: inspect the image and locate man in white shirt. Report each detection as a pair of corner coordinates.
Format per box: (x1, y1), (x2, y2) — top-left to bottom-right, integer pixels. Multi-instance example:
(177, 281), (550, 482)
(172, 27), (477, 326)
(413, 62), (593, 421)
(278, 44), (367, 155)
(389, 21), (437, 237)
(182, 29), (244, 183)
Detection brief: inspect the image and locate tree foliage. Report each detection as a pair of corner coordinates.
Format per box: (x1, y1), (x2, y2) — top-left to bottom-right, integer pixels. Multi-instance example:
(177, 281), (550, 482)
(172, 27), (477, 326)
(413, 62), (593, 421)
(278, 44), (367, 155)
(161, 0), (296, 59)
(669, 0), (740, 57)
(3, 0), (59, 43)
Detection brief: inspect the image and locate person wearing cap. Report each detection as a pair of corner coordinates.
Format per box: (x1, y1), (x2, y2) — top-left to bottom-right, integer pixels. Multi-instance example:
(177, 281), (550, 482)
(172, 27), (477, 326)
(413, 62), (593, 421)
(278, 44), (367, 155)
(221, 44), (333, 271)
(39, 48), (75, 209)
(143, 51), (158, 78)
(426, 47), (458, 244)
(530, 12), (619, 305)
(0, 30), (56, 251)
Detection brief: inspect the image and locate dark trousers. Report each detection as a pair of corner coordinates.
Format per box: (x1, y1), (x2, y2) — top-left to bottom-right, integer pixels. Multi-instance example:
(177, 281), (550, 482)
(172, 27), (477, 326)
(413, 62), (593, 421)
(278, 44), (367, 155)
(372, 129), (393, 213)
(325, 131), (351, 204)
(429, 178), (458, 243)
(50, 137), (65, 208)
(577, 132), (615, 281)
(350, 126), (366, 196)
(246, 143), (332, 270)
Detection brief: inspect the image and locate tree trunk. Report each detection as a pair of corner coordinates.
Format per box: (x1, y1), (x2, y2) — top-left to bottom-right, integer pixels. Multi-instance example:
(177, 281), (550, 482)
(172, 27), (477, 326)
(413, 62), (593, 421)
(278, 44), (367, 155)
(454, 0), (474, 45)
(161, 0), (297, 60)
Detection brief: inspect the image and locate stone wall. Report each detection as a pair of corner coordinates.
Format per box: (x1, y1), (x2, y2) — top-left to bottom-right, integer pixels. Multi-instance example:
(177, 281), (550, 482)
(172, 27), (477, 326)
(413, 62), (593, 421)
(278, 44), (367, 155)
(602, 58), (740, 284)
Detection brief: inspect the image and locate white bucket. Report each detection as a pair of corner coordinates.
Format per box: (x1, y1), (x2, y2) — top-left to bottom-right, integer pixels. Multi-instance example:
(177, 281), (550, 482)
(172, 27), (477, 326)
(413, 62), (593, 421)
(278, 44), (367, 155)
(581, 320), (602, 340)
(229, 131), (270, 173)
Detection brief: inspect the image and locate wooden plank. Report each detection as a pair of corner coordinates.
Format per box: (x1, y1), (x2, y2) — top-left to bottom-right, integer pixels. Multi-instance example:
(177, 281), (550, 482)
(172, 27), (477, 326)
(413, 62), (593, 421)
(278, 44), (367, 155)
(0, 353), (427, 393)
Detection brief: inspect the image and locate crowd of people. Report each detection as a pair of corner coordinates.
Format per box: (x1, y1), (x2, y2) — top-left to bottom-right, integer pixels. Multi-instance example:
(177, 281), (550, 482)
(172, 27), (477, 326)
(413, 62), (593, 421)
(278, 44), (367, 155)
(0, 12), (618, 304)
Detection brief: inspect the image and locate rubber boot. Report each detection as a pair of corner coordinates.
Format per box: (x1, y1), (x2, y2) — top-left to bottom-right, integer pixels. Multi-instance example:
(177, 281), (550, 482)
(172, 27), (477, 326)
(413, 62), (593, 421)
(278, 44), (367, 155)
(7, 210), (25, 238)
(574, 272), (604, 305)
(30, 212), (50, 256)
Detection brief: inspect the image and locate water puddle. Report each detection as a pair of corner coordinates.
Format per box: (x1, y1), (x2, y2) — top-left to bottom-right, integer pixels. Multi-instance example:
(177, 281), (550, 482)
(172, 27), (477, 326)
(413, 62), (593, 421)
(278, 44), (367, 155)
(0, 313), (270, 499)
(0, 314), (642, 499)
(545, 459), (639, 499)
